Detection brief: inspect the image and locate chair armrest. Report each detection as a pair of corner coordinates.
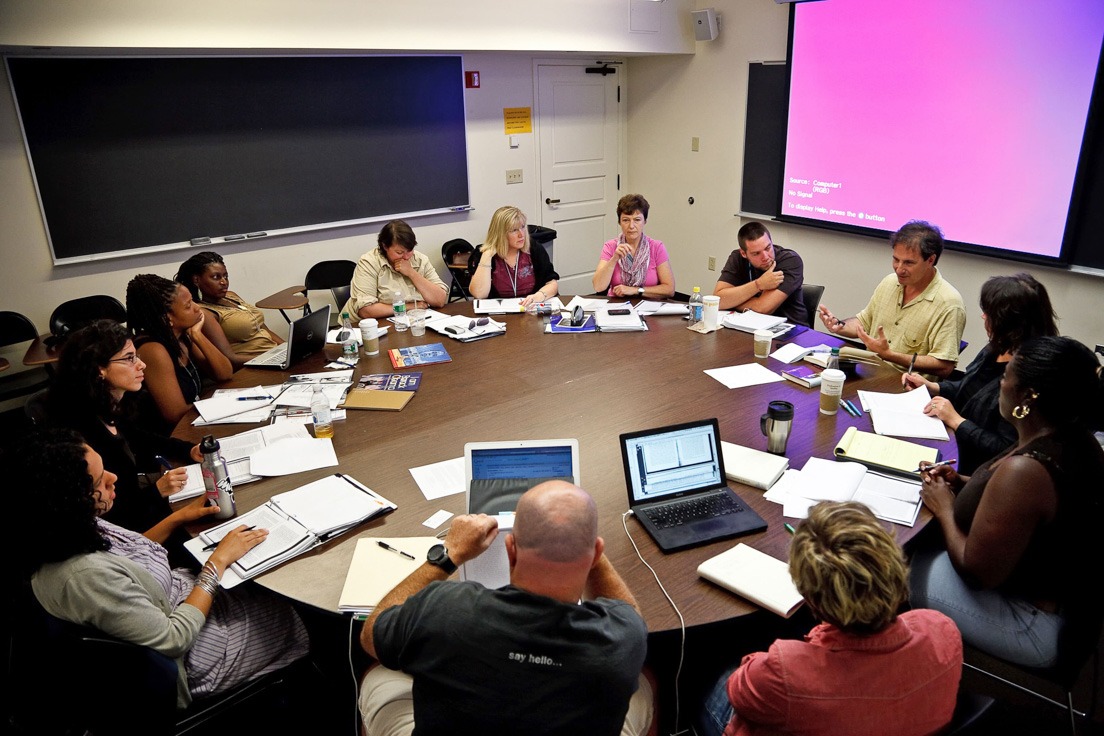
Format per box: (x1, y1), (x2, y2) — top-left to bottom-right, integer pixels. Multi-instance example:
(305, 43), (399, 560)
(256, 285), (308, 310)
(23, 333), (61, 366)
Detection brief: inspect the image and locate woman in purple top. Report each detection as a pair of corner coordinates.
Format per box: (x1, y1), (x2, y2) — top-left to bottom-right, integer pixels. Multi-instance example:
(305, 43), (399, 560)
(592, 194), (676, 299)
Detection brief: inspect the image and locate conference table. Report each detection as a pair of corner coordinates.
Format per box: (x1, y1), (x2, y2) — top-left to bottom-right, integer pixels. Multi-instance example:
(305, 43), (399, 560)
(174, 301), (954, 633)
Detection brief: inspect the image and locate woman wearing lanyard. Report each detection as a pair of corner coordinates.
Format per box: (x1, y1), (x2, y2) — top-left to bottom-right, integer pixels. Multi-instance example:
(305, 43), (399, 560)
(469, 206), (559, 308)
(592, 194), (675, 299)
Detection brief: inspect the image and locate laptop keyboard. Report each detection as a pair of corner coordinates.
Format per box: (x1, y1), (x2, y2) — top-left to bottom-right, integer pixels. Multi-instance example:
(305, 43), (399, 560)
(249, 346), (288, 366)
(643, 493), (744, 529)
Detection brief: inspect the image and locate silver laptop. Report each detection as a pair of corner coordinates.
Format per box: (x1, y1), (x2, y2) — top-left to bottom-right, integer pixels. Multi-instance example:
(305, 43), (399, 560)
(245, 305), (331, 370)
(464, 439), (581, 515)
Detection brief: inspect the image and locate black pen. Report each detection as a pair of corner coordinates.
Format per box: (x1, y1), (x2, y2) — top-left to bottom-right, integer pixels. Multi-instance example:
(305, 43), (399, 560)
(914, 459), (957, 474)
(203, 525), (257, 551)
(377, 541), (415, 560)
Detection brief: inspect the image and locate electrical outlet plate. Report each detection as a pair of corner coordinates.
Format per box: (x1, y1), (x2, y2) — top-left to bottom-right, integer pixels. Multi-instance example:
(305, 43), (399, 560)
(506, 169), (523, 185)
(708, 256), (716, 271)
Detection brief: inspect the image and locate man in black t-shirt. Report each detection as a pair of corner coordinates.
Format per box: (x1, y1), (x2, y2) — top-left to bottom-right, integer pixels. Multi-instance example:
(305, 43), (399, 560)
(358, 481), (653, 736)
(714, 221), (808, 325)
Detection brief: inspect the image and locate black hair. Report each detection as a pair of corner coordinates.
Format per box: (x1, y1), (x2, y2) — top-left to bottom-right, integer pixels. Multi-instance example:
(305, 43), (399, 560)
(174, 251), (225, 301)
(126, 273), (183, 362)
(890, 220), (944, 264)
(12, 429), (110, 578)
(1012, 336), (1100, 429)
(46, 320), (133, 423)
(377, 220), (417, 255)
(980, 273), (1059, 356)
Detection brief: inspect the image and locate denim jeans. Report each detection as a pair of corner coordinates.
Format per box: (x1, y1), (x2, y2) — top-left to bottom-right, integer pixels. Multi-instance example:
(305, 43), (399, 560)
(909, 549), (1063, 668)
(696, 667), (738, 736)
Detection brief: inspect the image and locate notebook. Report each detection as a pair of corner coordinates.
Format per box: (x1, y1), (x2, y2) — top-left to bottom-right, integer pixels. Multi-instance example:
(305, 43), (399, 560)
(245, 305), (331, 369)
(620, 418), (767, 552)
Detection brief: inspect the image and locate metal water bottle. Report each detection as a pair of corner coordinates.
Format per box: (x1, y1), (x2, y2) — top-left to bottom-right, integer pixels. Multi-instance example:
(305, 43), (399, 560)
(200, 434), (236, 520)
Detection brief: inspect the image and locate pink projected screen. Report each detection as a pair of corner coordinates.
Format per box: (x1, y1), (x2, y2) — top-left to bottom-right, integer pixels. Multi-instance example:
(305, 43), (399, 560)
(782, 0), (1103, 259)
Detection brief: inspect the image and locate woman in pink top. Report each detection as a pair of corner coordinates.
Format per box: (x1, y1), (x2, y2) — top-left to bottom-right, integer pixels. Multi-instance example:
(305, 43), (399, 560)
(592, 194), (675, 298)
(698, 502), (962, 736)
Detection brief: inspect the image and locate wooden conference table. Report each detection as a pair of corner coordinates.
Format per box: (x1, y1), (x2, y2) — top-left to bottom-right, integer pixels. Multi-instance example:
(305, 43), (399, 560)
(175, 301), (954, 632)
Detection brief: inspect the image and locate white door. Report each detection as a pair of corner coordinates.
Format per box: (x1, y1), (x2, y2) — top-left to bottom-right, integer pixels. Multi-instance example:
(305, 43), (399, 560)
(534, 62), (622, 296)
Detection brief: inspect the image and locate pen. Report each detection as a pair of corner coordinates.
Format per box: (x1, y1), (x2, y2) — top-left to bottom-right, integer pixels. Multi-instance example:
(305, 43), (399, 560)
(841, 399), (858, 417)
(237, 395), (273, 401)
(905, 352), (917, 385)
(914, 459), (957, 474)
(784, 523), (796, 534)
(203, 526), (257, 551)
(846, 399), (863, 416)
(377, 541), (416, 560)
(154, 456), (173, 472)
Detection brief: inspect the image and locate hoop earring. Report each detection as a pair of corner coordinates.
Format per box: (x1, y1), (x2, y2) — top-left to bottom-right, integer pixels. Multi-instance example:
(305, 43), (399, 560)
(1012, 404), (1030, 420)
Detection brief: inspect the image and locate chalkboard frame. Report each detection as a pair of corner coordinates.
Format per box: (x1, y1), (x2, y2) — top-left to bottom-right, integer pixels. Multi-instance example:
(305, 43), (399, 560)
(6, 54), (472, 265)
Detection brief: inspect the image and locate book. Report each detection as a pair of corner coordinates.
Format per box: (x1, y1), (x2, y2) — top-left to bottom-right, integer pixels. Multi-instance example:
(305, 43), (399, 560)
(833, 426), (940, 478)
(388, 343), (452, 368)
(806, 346), (882, 367)
(721, 310), (787, 333)
(780, 365), (822, 388)
(720, 441), (789, 490)
(697, 544), (805, 618)
(338, 536), (441, 614)
(595, 303), (648, 332)
(185, 473), (396, 588)
(358, 372), (422, 391)
(340, 388), (415, 411)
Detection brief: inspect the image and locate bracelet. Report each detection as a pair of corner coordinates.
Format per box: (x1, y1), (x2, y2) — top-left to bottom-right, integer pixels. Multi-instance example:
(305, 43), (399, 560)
(535, 290), (546, 300)
(203, 559), (221, 578)
(195, 569), (220, 598)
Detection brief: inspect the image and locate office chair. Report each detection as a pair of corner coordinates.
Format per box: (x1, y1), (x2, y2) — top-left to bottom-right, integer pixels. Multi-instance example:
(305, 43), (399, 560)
(442, 238), (475, 302)
(944, 690), (996, 735)
(0, 311), (51, 402)
(801, 283), (825, 328)
(258, 260), (357, 325)
(48, 294), (126, 344)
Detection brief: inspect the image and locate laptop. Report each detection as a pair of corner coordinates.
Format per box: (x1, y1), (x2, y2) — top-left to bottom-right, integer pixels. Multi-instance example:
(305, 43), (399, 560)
(245, 305), (331, 370)
(620, 418), (767, 552)
(464, 439), (580, 516)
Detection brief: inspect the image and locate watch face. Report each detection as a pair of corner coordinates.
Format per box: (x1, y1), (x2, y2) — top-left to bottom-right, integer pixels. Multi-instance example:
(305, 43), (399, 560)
(427, 544), (446, 564)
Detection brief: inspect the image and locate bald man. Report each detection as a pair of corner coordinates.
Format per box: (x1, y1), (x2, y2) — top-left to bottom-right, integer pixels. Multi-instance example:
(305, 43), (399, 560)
(359, 481), (653, 736)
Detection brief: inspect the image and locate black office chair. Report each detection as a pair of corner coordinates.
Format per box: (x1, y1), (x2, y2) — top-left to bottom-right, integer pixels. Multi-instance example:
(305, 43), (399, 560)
(48, 294), (126, 345)
(442, 238), (476, 302)
(801, 283), (825, 328)
(303, 260), (357, 314)
(944, 690), (996, 735)
(0, 311), (51, 403)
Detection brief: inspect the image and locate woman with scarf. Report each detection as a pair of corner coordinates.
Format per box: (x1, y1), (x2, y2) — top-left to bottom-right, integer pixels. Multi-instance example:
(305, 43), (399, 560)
(592, 194), (675, 299)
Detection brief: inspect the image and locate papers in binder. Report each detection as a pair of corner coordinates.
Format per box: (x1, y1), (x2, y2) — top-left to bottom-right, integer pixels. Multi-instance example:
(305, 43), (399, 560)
(857, 386), (949, 441)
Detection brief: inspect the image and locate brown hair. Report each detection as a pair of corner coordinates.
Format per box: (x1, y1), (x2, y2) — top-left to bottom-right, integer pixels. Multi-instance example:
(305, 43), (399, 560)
(616, 194), (650, 221)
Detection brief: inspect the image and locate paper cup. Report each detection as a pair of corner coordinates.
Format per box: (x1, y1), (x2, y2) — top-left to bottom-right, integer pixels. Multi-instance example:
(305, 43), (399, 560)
(753, 329), (773, 358)
(702, 295), (720, 330)
(360, 319), (380, 356)
(819, 368), (846, 415)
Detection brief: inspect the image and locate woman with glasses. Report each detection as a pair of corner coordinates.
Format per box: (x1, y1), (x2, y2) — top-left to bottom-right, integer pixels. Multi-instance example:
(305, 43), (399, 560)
(46, 320), (210, 564)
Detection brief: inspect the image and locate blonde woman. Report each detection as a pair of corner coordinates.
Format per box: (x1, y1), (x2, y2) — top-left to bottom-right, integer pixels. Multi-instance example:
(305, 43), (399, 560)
(698, 502), (961, 736)
(469, 206), (559, 308)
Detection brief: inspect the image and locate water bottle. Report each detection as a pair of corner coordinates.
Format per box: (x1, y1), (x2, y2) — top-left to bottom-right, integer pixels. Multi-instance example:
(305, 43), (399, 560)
(340, 312), (358, 363)
(526, 302), (552, 316)
(392, 290), (408, 332)
(311, 384), (334, 438)
(827, 347), (841, 372)
(689, 287), (704, 323)
(200, 435), (236, 520)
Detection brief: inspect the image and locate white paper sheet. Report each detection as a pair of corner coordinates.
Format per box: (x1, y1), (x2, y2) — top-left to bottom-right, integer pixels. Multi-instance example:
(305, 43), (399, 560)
(859, 386), (949, 441)
(249, 437), (338, 476)
(423, 509), (454, 529)
(409, 457), (466, 501)
(703, 363), (785, 389)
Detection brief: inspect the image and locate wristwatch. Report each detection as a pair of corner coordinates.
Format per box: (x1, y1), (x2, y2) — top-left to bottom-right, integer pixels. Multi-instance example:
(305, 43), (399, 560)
(638, 287), (645, 297)
(426, 544), (457, 575)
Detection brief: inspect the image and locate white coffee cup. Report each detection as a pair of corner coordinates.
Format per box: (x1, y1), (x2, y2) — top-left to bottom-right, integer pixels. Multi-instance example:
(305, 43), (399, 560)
(753, 329), (773, 358)
(819, 368), (847, 415)
(702, 295), (721, 330)
(360, 319), (380, 356)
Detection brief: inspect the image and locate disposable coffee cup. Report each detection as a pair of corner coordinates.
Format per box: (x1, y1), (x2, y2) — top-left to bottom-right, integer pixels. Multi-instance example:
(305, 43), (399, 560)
(702, 295), (721, 330)
(819, 368), (846, 415)
(753, 329), (773, 358)
(360, 319), (380, 356)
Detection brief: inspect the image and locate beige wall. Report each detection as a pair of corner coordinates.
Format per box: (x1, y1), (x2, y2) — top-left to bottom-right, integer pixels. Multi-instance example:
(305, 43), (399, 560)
(626, 0), (1104, 363)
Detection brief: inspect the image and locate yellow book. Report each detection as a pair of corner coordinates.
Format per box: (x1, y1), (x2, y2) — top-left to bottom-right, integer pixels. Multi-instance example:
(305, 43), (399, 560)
(833, 426), (939, 477)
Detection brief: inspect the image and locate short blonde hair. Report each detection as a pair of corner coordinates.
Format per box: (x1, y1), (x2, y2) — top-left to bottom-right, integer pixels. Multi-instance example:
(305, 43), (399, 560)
(789, 502), (909, 634)
(481, 206), (529, 260)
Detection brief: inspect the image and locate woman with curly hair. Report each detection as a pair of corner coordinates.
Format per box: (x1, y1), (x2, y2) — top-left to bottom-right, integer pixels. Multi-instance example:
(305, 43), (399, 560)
(698, 502), (961, 736)
(46, 320), (206, 560)
(126, 273), (233, 431)
(16, 429), (309, 709)
(175, 251), (281, 370)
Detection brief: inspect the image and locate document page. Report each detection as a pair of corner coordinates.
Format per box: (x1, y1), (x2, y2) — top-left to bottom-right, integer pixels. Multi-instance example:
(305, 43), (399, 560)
(271, 474), (395, 536)
(201, 504), (312, 572)
(460, 515), (514, 589)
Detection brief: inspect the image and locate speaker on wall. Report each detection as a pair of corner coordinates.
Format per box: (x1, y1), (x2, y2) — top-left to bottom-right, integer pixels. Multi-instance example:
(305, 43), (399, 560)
(691, 8), (720, 41)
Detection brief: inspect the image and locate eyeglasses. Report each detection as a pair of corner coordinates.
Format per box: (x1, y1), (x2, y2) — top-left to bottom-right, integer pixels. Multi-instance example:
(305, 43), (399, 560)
(108, 354), (140, 366)
(468, 318), (490, 330)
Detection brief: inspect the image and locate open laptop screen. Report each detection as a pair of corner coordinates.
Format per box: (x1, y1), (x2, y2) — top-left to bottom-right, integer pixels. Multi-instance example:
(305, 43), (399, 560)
(467, 442), (578, 516)
(622, 420), (724, 504)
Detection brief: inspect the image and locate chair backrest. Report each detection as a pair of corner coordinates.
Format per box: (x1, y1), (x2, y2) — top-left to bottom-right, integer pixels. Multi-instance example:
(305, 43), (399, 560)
(304, 260), (357, 313)
(48, 295), (126, 339)
(442, 238), (474, 267)
(0, 310), (40, 348)
(801, 283), (825, 328)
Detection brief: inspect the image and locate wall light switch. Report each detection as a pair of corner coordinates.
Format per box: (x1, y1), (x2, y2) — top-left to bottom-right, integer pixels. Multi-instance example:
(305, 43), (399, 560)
(506, 169), (523, 185)
(708, 256), (716, 271)
(692, 137), (700, 152)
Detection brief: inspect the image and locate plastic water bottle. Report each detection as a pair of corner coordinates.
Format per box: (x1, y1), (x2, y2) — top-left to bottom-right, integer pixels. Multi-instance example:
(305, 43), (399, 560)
(827, 347), (841, 372)
(689, 287), (704, 323)
(392, 291), (408, 332)
(200, 434), (236, 520)
(311, 385), (334, 438)
(340, 312), (358, 363)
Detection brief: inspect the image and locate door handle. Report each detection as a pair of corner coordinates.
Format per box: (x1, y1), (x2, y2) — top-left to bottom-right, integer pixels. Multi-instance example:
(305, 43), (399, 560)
(545, 198), (561, 205)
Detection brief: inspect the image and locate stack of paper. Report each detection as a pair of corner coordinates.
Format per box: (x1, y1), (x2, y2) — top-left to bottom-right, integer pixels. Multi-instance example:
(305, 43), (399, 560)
(595, 303), (648, 332)
(338, 537), (441, 614)
(697, 544), (804, 618)
(635, 300), (689, 317)
(833, 426), (939, 477)
(193, 385), (283, 425)
(460, 514), (515, 589)
(857, 386), (949, 441)
(764, 457), (922, 526)
(722, 310), (787, 333)
(168, 464), (206, 502)
(563, 295), (608, 312)
(770, 342), (832, 364)
(704, 363), (784, 390)
(720, 441), (789, 490)
(474, 297), (564, 314)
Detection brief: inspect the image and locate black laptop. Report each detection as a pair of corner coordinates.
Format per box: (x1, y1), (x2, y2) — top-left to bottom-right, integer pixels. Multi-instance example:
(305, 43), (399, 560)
(245, 305), (331, 370)
(620, 418), (767, 552)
